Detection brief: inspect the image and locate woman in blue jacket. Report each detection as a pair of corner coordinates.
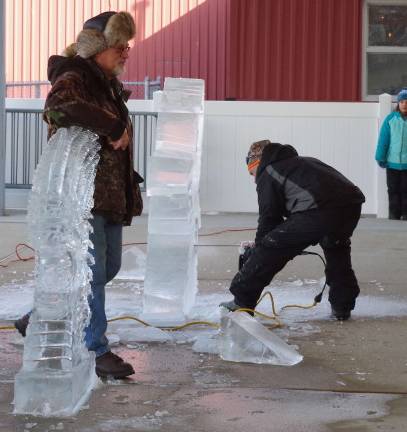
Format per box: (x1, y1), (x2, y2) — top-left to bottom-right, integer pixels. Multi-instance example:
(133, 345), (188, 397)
(375, 88), (407, 220)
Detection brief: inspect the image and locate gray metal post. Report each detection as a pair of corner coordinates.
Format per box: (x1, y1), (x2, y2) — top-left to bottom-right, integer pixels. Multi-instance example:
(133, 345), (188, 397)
(0, 0), (6, 215)
(376, 93), (392, 218)
(144, 76), (149, 99)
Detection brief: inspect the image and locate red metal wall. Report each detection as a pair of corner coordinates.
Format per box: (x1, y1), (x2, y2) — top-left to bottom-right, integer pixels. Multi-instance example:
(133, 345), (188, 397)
(125, 0), (229, 100)
(226, 0), (362, 101)
(6, 0), (362, 101)
(5, 0), (229, 99)
(6, 0), (137, 98)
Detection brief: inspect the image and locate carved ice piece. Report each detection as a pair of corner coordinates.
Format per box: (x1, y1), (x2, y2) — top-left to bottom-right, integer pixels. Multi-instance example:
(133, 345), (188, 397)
(142, 78), (204, 325)
(14, 127), (99, 416)
(218, 312), (303, 366)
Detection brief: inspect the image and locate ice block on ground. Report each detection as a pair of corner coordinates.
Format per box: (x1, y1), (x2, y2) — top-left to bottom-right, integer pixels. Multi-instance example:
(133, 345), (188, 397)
(218, 312), (303, 366)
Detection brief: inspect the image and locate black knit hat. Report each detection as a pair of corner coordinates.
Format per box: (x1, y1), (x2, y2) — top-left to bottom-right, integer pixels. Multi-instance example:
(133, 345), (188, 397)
(83, 11), (117, 32)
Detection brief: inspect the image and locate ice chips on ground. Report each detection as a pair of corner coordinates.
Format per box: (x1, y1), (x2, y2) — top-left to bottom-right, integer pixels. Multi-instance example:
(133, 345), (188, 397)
(218, 312), (303, 366)
(115, 326), (173, 344)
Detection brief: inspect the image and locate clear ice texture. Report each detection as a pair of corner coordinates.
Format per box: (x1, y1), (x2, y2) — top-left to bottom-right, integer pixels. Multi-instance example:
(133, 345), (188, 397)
(147, 155), (195, 196)
(142, 233), (196, 325)
(153, 78), (204, 113)
(114, 246), (146, 281)
(148, 195), (196, 235)
(218, 312), (303, 366)
(14, 127), (99, 416)
(155, 113), (201, 158)
(142, 78), (204, 325)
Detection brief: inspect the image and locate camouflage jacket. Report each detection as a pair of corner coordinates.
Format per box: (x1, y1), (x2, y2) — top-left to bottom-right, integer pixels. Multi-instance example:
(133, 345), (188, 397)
(44, 55), (143, 225)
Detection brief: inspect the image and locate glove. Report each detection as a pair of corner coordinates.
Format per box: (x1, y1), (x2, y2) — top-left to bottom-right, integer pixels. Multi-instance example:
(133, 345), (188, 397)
(239, 243), (255, 270)
(377, 161), (387, 168)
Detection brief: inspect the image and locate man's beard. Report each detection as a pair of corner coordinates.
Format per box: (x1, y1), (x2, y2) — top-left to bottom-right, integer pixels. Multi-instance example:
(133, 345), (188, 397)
(112, 64), (125, 76)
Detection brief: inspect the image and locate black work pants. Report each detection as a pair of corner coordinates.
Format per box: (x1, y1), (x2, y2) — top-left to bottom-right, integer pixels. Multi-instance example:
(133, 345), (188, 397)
(386, 168), (407, 219)
(230, 205), (362, 311)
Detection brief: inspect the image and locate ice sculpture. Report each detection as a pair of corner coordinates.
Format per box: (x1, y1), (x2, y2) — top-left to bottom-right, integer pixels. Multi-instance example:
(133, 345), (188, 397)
(14, 127), (99, 416)
(142, 78), (204, 325)
(115, 246), (146, 281)
(218, 312), (303, 366)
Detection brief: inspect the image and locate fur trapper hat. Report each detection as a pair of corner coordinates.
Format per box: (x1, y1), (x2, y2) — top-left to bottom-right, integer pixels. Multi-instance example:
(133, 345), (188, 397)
(246, 140), (271, 166)
(63, 11), (135, 58)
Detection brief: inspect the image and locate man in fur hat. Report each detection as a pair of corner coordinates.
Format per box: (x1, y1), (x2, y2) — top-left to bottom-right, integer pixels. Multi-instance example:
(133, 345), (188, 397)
(221, 140), (365, 321)
(15, 11), (143, 378)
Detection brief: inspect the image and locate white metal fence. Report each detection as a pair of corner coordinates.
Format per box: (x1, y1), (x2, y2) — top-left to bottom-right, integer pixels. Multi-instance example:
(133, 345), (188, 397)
(4, 96), (392, 216)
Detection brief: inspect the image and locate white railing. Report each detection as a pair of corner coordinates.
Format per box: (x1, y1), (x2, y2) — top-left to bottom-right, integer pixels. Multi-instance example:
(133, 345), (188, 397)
(4, 96), (393, 216)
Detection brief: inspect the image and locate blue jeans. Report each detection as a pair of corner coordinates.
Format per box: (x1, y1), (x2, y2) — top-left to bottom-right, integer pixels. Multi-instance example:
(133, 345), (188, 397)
(84, 214), (123, 357)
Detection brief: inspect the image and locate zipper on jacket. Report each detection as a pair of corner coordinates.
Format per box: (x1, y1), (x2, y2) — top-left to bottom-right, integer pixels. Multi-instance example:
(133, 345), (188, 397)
(400, 114), (406, 164)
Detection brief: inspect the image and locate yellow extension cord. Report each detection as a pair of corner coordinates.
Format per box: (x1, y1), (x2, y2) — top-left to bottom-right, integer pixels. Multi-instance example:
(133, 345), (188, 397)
(0, 291), (318, 332)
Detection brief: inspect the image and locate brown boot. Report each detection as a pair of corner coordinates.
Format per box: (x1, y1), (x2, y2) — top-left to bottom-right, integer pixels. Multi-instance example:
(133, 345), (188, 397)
(95, 351), (135, 379)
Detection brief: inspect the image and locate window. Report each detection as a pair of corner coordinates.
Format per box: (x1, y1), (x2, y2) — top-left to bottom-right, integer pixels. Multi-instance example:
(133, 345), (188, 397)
(363, 1), (407, 100)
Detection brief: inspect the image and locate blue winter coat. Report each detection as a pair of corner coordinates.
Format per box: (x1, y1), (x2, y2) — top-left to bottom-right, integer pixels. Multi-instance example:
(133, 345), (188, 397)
(375, 111), (407, 170)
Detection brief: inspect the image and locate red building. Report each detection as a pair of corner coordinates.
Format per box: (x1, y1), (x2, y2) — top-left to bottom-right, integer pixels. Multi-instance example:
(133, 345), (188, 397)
(5, 0), (407, 101)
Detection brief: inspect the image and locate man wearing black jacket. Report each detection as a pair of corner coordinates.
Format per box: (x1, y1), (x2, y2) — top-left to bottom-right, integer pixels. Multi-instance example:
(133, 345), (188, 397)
(221, 140), (365, 321)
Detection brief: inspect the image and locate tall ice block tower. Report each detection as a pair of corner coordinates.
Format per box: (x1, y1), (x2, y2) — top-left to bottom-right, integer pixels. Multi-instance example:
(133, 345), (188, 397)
(14, 127), (98, 416)
(142, 78), (205, 325)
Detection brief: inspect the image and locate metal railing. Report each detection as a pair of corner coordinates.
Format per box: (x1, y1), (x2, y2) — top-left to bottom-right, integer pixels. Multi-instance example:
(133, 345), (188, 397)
(4, 108), (157, 192)
(6, 77), (161, 99)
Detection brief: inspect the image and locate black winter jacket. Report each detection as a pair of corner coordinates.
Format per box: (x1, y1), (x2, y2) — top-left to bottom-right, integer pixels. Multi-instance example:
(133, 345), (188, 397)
(255, 143), (365, 244)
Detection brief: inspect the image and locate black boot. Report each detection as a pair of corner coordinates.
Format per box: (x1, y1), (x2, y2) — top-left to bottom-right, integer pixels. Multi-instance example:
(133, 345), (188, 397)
(389, 212), (401, 220)
(331, 306), (351, 321)
(219, 300), (241, 312)
(95, 351), (135, 379)
(14, 313), (30, 337)
(219, 299), (254, 316)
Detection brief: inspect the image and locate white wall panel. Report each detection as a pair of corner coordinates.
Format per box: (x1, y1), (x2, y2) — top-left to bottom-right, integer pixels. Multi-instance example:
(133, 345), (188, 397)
(6, 99), (381, 215)
(201, 101), (379, 214)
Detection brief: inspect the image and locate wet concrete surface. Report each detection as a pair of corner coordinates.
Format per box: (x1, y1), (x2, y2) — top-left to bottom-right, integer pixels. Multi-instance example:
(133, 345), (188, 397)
(0, 214), (407, 431)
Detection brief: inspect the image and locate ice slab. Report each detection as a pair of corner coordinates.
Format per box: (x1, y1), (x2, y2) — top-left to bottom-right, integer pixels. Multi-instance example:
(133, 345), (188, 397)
(14, 355), (96, 417)
(142, 233), (197, 322)
(164, 77), (205, 94)
(147, 195), (198, 235)
(115, 246), (146, 281)
(218, 312), (303, 366)
(153, 78), (204, 113)
(155, 113), (200, 158)
(149, 195), (193, 221)
(147, 155), (194, 196)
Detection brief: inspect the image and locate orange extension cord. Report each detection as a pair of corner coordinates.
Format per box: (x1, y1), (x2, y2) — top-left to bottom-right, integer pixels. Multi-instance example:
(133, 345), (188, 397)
(0, 228), (257, 269)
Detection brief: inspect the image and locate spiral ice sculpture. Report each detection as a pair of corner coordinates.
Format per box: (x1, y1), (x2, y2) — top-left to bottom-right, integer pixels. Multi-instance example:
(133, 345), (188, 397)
(14, 127), (100, 416)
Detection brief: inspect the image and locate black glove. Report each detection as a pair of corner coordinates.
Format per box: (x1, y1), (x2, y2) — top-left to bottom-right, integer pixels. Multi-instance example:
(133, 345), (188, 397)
(239, 244), (254, 270)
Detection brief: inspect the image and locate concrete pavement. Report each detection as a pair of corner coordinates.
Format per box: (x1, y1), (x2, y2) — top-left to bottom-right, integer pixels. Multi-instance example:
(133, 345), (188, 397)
(0, 214), (406, 431)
